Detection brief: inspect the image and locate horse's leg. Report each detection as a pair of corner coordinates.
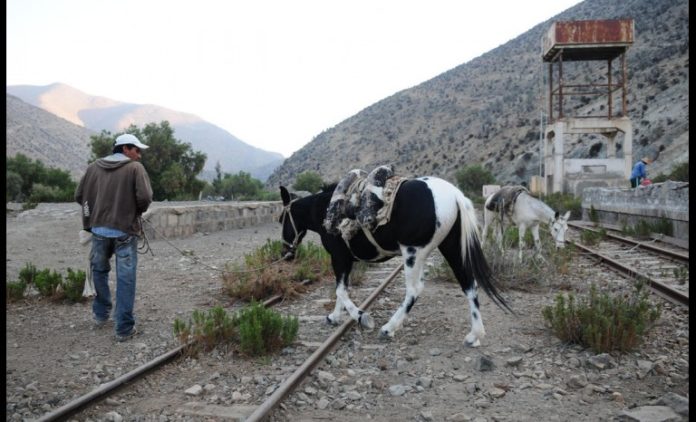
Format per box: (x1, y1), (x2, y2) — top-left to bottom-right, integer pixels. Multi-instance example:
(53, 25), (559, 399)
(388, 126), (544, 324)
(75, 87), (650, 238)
(327, 262), (374, 330)
(531, 223), (542, 256)
(437, 230), (485, 347)
(379, 246), (428, 339)
(481, 208), (491, 246)
(327, 271), (347, 325)
(517, 222), (527, 261)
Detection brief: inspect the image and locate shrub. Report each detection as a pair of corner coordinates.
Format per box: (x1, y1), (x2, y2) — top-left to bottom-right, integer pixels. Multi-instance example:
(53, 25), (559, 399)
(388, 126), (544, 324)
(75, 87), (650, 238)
(540, 192), (582, 220)
(622, 218), (673, 238)
(222, 240), (331, 301)
(62, 268), (87, 302)
(234, 300), (299, 356)
(173, 306), (236, 355)
(652, 161), (688, 183)
(7, 280), (27, 302)
(579, 228), (606, 246)
(292, 171), (325, 193)
(589, 205), (599, 225)
(34, 269), (62, 298)
(19, 263), (38, 285)
(542, 281), (661, 353)
(455, 165), (496, 199)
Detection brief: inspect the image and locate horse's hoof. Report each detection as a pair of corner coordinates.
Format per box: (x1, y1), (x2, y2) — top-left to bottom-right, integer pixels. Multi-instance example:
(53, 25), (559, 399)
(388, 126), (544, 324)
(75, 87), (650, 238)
(326, 315), (339, 326)
(358, 312), (374, 330)
(378, 328), (393, 340)
(463, 339), (481, 348)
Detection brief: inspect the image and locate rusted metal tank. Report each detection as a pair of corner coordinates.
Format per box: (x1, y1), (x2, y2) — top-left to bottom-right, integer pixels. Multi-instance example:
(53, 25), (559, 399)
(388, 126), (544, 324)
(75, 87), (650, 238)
(542, 19), (634, 61)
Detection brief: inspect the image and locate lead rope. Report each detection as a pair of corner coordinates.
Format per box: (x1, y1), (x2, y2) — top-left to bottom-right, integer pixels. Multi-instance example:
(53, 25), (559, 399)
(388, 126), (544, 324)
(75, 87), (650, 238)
(138, 216), (287, 274)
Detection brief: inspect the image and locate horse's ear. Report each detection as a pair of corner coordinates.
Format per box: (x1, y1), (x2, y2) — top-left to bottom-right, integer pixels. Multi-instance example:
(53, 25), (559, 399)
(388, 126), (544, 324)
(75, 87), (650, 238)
(562, 211), (571, 221)
(280, 186), (291, 206)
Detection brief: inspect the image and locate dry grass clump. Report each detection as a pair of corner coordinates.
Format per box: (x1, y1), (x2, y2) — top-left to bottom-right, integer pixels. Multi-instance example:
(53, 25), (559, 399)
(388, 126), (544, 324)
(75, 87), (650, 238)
(222, 240), (332, 301)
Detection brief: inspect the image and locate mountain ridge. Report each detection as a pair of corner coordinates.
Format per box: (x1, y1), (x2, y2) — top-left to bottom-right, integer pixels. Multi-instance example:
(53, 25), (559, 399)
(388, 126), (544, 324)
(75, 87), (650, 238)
(266, 0), (689, 189)
(6, 83), (284, 182)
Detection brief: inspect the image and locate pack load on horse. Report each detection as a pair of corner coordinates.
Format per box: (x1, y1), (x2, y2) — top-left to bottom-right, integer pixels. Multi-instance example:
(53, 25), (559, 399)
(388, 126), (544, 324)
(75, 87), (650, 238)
(482, 185), (570, 260)
(279, 166), (511, 347)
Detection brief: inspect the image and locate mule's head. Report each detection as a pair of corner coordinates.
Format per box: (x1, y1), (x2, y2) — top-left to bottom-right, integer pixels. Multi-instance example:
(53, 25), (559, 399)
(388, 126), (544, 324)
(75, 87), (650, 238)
(550, 211), (571, 249)
(279, 186), (306, 261)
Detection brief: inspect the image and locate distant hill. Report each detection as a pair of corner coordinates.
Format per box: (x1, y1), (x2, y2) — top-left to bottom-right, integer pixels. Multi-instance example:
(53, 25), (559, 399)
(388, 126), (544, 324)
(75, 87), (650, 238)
(266, 0), (689, 189)
(6, 83), (284, 182)
(6, 94), (95, 181)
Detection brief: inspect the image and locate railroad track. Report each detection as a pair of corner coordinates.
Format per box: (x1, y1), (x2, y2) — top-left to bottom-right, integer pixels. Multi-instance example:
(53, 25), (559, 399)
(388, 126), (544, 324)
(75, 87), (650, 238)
(38, 259), (405, 421)
(566, 221), (689, 307)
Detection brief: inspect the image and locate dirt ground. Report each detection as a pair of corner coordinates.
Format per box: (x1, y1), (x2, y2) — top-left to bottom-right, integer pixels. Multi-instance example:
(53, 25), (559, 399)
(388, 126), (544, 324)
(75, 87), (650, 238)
(5, 203), (689, 421)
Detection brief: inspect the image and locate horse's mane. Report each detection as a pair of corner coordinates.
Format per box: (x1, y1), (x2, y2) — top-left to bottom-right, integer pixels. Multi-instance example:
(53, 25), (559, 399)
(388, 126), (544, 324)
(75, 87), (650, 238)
(321, 183), (338, 193)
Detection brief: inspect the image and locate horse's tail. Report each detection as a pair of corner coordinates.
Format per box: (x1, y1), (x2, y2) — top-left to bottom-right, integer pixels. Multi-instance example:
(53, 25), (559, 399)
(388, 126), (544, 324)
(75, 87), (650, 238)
(455, 191), (514, 314)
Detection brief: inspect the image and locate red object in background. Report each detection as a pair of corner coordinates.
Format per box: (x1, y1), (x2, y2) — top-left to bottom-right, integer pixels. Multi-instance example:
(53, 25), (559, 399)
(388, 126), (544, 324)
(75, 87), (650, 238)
(641, 178), (652, 186)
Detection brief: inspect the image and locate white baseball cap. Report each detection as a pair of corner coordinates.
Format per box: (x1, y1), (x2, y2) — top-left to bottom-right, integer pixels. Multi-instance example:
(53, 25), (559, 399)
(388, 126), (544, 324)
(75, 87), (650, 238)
(114, 133), (149, 149)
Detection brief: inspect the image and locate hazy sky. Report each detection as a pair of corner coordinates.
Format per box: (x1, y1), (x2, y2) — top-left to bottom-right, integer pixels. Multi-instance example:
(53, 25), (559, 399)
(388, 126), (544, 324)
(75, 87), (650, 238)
(7, 0), (581, 157)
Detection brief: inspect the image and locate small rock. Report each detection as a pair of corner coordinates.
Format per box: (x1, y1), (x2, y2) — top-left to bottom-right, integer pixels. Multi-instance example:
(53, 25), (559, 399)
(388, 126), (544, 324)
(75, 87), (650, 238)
(618, 405), (681, 422)
(185, 385), (203, 396)
(317, 397), (330, 410)
(566, 374), (588, 390)
(612, 392), (625, 405)
(446, 413), (472, 421)
(389, 384), (407, 396)
(104, 411), (123, 422)
(474, 355), (495, 372)
(506, 356), (523, 367)
(651, 392), (689, 417)
(489, 387), (506, 398)
(429, 348), (442, 356)
(417, 377), (433, 388)
(420, 410), (434, 421)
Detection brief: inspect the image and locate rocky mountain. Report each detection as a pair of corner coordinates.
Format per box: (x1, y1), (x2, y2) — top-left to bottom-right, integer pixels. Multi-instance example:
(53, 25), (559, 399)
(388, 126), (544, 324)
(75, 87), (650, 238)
(266, 0), (689, 189)
(6, 94), (96, 181)
(6, 83), (284, 182)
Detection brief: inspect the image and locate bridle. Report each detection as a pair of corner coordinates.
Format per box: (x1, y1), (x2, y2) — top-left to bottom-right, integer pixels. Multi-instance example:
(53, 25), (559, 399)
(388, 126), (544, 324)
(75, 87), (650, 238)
(280, 199), (304, 257)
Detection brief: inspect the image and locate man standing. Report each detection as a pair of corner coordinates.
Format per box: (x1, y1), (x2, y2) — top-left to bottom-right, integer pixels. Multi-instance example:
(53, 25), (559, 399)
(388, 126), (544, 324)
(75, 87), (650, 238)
(75, 133), (153, 342)
(629, 156), (653, 188)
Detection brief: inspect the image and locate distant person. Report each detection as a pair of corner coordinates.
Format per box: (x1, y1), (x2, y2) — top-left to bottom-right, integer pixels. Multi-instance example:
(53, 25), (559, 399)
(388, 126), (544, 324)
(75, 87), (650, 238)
(629, 156), (653, 188)
(75, 134), (153, 342)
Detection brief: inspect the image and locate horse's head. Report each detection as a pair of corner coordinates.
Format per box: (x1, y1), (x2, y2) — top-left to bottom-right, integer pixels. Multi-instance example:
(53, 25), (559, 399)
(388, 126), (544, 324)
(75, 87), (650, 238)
(550, 211), (571, 249)
(279, 186), (307, 261)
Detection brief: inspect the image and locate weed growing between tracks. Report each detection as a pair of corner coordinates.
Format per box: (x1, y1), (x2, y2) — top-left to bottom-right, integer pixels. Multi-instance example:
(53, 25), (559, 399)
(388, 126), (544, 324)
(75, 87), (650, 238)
(542, 280), (662, 353)
(173, 302), (299, 357)
(221, 240), (332, 301)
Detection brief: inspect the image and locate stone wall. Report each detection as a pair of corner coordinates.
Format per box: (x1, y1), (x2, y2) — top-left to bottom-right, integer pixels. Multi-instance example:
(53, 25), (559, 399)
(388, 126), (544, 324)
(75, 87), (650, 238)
(581, 181), (689, 241)
(141, 201), (283, 240)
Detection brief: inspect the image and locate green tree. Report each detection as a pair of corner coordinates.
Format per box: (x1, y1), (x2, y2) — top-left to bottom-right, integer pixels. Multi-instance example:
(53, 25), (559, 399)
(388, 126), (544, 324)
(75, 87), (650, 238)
(88, 121), (207, 200)
(219, 171), (264, 200)
(455, 164), (496, 198)
(212, 161), (224, 194)
(6, 154), (76, 202)
(292, 171), (324, 193)
(6, 170), (23, 201)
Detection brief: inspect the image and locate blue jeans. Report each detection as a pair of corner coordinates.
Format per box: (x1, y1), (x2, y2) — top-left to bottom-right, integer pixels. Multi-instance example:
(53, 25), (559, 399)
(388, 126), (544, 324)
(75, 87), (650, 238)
(90, 233), (139, 336)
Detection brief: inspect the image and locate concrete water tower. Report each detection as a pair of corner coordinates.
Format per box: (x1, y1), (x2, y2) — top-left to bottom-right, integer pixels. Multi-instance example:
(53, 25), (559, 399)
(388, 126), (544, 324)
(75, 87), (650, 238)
(540, 19), (634, 195)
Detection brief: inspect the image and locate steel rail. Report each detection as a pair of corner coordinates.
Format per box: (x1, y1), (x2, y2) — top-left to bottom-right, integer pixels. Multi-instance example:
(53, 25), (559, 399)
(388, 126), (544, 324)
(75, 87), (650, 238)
(568, 222), (689, 262)
(34, 280), (313, 422)
(36, 344), (189, 422)
(245, 262), (404, 422)
(568, 240), (689, 307)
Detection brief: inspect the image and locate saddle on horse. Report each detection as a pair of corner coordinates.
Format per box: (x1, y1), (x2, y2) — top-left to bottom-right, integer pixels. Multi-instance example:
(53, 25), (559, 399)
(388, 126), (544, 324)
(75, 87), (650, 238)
(323, 165), (407, 249)
(485, 185), (528, 220)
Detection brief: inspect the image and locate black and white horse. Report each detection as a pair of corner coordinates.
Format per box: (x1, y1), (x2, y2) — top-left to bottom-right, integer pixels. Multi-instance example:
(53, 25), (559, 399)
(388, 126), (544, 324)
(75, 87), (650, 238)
(279, 176), (511, 347)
